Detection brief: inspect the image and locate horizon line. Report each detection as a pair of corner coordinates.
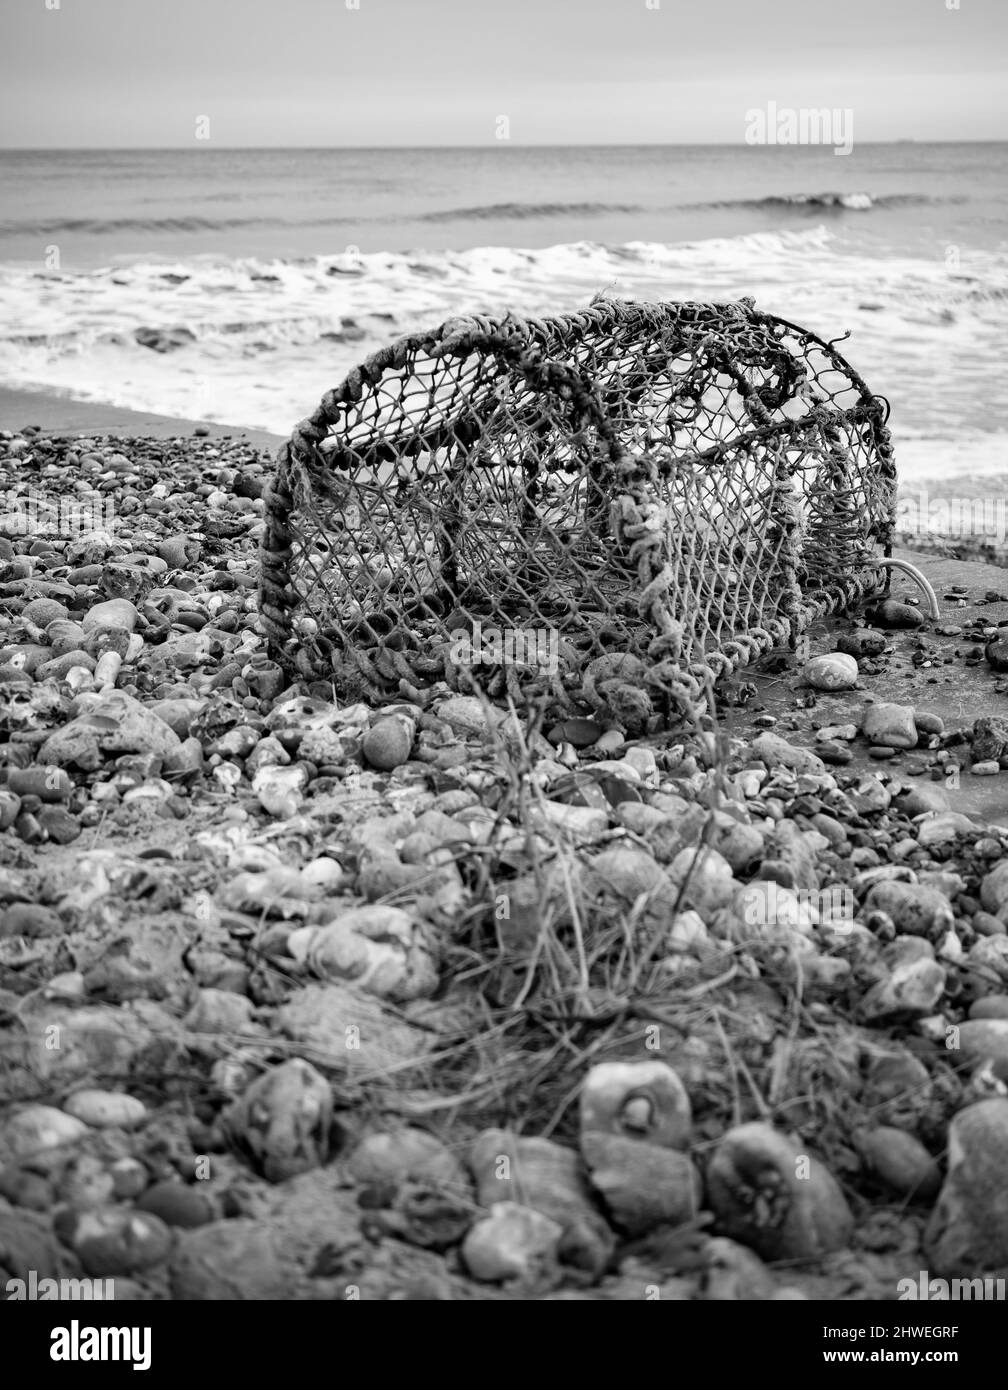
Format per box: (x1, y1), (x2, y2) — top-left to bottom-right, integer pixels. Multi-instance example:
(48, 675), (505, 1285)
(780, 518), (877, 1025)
(2, 137), (1007, 153)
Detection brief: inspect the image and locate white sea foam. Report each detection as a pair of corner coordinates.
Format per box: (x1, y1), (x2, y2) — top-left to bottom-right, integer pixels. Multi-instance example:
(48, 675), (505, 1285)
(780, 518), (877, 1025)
(2, 227), (1006, 480)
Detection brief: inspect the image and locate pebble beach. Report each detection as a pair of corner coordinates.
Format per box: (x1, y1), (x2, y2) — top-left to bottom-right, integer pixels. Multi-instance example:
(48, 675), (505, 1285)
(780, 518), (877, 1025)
(5, 400), (1008, 1302)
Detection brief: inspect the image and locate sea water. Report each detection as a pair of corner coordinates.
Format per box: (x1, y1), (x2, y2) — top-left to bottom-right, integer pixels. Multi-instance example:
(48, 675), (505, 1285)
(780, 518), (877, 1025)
(0, 142), (1005, 482)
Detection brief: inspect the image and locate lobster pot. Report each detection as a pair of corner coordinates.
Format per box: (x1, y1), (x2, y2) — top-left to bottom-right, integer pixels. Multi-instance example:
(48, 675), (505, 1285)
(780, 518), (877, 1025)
(258, 299), (896, 729)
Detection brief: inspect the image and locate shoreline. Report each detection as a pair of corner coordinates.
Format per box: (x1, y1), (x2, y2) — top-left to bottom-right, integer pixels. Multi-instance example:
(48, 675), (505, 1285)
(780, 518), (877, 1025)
(0, 386), (285, 450)
(3, 386), (1006, 570)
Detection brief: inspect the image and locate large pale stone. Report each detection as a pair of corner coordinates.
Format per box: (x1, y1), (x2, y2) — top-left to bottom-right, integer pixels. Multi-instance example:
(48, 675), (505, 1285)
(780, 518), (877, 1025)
(706, 1122), (852, 1261)
(925, 1100), (1008, 1276)
(40, 690), (180, 766)
(864, 882), (955, 937)
(862, 702), (918, 749)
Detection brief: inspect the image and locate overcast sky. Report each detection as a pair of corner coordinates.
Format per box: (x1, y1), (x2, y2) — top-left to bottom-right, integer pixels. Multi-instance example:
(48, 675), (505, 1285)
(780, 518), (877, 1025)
(1, 0), (1005, 147)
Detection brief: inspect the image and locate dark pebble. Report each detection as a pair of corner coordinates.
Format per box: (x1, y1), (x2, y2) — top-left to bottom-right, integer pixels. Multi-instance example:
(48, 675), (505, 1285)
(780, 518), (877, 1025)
(547, 719), (604, 749)
(14, 811), (44, 844)
(986, 638), (1008, 673)
(817, 741), (853, 765)
(914, 712), (944, 736)
(6, 766), (73, 802)
(136, 1180), (216, 1229)
(37, 806), (82, 844)
(836, 630), (887, 658)
(867, 599), (926, 630)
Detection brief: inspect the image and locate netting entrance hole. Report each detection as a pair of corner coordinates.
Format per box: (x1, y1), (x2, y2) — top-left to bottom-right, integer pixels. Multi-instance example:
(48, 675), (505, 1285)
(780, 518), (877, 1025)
(259, 299), (896, 733)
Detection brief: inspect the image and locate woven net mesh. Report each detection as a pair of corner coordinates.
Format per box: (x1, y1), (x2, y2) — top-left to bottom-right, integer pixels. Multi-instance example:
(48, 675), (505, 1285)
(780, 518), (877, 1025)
(259, 298), (896, 732)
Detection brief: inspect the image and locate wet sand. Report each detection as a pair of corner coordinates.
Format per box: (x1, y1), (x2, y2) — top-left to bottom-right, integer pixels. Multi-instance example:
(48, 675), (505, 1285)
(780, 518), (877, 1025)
(0, 386), (285, 451)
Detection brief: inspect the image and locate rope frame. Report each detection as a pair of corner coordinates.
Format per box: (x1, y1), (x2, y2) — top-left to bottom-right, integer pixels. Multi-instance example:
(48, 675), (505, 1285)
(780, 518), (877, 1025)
(258, 299), (896, 732)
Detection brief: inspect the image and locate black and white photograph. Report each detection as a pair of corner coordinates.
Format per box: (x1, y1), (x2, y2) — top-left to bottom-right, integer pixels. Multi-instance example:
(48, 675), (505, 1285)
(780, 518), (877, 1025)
(1, 0), (1007, 1356)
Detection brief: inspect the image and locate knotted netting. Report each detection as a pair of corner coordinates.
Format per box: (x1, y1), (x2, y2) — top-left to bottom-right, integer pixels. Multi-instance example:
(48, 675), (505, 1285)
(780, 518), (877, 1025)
(258, 298), (896, 732)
